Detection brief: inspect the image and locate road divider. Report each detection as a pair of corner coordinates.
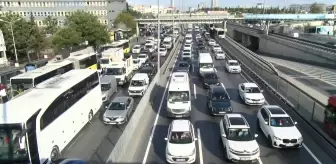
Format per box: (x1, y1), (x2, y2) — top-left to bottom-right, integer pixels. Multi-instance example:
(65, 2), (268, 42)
(105, 36), (182, 164)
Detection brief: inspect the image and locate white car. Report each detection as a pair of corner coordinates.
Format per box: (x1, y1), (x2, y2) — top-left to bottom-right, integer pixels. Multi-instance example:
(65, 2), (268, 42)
(212, 44), (222, 52)
(128, 73), (149, 96)
(257, 105), (303, 148)
(238, 83), (265, 105)
(183, 44), (192, 51)
(215, 51), (226, 60)
(145, 43), (155, 53)
(208, 39), (216, 46)
(132, 45), (141, 53)
(196, 34), (202, 39)
(225, 60), (241, 73)
(195, 28), (200, 32)
(220, 114), (260, 163)
(138, 53), (148, 66)
(165, 120), (197, 163)
(159, 47), (168, 56)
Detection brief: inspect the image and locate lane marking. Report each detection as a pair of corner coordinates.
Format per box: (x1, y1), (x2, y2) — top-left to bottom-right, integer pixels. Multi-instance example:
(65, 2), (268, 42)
(225, 46), (323, 164)
(142, 57), (178, 164)
(197, 128), (204, 164)
(257, 157), (264, 164)
(192, 65), (195, 72)
(194, 84), (197, 99)
(214, 68), (217, 73)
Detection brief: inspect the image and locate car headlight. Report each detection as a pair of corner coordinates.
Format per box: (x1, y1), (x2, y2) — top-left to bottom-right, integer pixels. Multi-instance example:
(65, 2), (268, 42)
(246, 97), (251, 100)
(167, 149), (173, 156)
(273, 136), (281, 141)
(298, 136), (303, 141)
(116, 117), (125, 121)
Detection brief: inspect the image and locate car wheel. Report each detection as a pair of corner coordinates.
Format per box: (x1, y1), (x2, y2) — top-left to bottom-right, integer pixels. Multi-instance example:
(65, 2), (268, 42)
(88, 110), (93, 123)
(257, 118), (261, 130)
(50, 146), (61, 163)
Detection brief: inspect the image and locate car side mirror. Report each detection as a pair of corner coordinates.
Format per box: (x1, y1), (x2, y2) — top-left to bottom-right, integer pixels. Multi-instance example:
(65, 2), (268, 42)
(222, 133), (226, 137)
(164, 137), (168, 141)
(254, 134), (259, 138)
(294, 121), (297, 125)
(264, 121), (268, 125)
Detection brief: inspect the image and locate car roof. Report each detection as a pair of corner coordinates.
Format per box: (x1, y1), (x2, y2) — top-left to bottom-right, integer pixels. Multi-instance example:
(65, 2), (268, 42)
(243, 83), (258, 88)
(228, 60), (238, 63)
(112, 97), (130, 103)
(171, 120), (191, 132)
(226, 114), (249, 128)
(262, 105), (289, 117)
(211, 85), (225, 93)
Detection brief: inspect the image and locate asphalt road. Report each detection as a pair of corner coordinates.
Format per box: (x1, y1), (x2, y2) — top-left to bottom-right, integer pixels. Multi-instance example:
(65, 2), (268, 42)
(129, 34), (336, 164)
(62, 37), (170, 163)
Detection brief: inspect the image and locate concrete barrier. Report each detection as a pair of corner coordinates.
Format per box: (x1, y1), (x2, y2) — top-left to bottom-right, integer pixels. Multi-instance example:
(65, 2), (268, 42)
(104, 36), (182, 164)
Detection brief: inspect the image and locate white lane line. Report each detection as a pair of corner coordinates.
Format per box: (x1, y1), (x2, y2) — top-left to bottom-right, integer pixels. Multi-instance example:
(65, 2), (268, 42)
(233, 53), (323, 164)
(214, 68), (217, 72)
(257, 157), (264, 164)
(220, 82), (226, 90)
(192, 65), (195, 72)
(142, 57), (178, 164)
(303, 144), (322, 164)
(197, 128), (204, 164)
(194, 84), (197, 99)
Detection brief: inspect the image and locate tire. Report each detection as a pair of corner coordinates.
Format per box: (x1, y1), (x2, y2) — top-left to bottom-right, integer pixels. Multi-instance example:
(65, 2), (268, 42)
(88, 110), (93, 123)
(257, 118), (260, 129)
(267, 135), (273, 148)
(50, 146), (61, 163)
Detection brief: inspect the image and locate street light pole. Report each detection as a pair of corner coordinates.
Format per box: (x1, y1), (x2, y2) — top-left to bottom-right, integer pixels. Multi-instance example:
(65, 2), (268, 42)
(157, 0), (161, 77)
(0, 19), (19, 66)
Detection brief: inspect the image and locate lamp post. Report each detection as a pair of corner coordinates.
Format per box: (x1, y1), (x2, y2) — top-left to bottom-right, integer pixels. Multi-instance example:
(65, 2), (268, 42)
(0, 18), (19, 66)
(157, 0), (161, 77)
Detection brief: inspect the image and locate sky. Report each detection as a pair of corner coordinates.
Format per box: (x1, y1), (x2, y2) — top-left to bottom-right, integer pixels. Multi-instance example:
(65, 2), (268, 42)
(128, 0), (335, 8)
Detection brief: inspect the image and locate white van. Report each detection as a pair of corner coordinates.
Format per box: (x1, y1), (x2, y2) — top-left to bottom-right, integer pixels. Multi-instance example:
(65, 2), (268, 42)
(145, 43), (155, 53)
(163, 37), (173, 50)
(167, 72), (191, 118)
(185, 34), (193, 44)
(198, 53), (215, 76)
(138, 53), (148, 66)
(128, 73), (149, 96)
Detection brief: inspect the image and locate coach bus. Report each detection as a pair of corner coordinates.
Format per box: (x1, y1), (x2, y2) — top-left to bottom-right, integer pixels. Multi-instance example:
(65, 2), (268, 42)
(10, 60), (74, 97)
(66, 53), (99, 70)
(324, 95), (336, 139)
(0, 69), (101, 164)
(24, 59), (49, 72)
(100, 40), (130, 54)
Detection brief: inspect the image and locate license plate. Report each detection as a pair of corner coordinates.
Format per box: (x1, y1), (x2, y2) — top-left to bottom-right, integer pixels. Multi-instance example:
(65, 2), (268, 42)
(176, 115), (182, 118)
(176, 159), (185, 162)
(240, 157), (251, 160)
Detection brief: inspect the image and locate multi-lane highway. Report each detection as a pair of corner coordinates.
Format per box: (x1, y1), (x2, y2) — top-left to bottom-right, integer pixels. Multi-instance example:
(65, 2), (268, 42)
(62, 36), (170, 163)
(128, 32), (336, 164)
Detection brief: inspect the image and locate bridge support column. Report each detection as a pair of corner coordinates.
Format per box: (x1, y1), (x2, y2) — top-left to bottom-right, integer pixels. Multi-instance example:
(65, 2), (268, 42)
(333, 21), (336, 37)
(223, 20), (227, 37)
(136, 23), (139, 37)
(265, 21), (270, 35)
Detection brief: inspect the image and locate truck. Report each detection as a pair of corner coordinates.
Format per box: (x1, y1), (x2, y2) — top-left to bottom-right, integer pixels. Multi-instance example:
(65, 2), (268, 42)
(100, 47), (124, 69)
(103, 51), (134, 85)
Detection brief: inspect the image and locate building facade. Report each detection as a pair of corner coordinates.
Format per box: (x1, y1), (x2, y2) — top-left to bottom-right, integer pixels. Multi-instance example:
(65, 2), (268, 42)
(211, 0), (218, 8)
(289, 3), (328, 13)
(0, 0), (126, 28)
(0, 30), (7, 65)
(133, 5), (168, 14)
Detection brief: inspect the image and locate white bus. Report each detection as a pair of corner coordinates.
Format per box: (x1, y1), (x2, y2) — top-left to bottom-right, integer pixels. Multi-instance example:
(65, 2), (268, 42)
(215, 28), (225, 38)
(10, 61), (74, 97)
(0, 69), (102, 164)
(66, 53), (99, 70)
(198, 53), (215, 76)
(167, 72), (191, 118)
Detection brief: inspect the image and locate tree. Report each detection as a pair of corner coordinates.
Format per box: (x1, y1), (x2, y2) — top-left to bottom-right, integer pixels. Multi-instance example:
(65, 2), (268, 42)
(52, 27), (83, 49)
(63, 11), (109, 48)
(114, 12), (136, 35)
(26, 13), (46, 61)
(310, 3), (323, 13)
(126, 4), (142, 18)
(43, 16), (58, 35)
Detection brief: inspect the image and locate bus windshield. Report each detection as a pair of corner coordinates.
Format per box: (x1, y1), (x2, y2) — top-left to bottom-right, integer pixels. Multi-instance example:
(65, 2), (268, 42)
(218, 31), (224, 35)
(168, 91), (189, 102)
(105, 68), (123, 75)
(0, 124), (29, 162)
(10, 78), (33, 95)
(24, 64), (37, 72)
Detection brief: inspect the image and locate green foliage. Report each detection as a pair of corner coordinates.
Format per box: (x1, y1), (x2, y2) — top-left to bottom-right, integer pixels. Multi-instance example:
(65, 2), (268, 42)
(114, 12), (136, 35)
(52, 27), (82, 49)
(52, 11), (109, 49)
(126, 5), (142, 18)
(310, 3), (323, 13)
(43, 16), (58, 35)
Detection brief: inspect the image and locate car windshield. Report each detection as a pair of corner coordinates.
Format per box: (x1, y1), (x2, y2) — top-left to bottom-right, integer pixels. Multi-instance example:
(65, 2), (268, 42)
(133, 46), (140, 49)
(217, 51), (224, 54)
(0, 124), (29, 162)
(101, 83), (110, 91)
(204, 73), (217, 79)
(139, 54), (147, 58)
(183, 53), (191, 56)
(209, 40), (215, 42)
(227, 128), (254, 141)
(163, 41), (170, 45)
(229, 62), (239, 66)
(145, 45), (153, 49)
(186, 37), (192, 40)
(145, 41), (152, 44)
(169, 131), (193, 144)
(109, 102), (126, 110)
(168, 91), (189, 102)
(133, 60), (139, 64)
(199, 63), (213, 68)
(245, 87), (260, 93)
(183, 50), (191, 53)
(10, 78), (33, 96)
(105, 68), (122, 75)
(160, 48), (166, 51)
(212, 92), (230, 101)
(130, 80), (145, 86)
(270, 117), (294, 127)
(178, 63), (189, 67)
(214, 45), (221, 48)
(185, 45), (191, 47)
(100, 58), (109, 64)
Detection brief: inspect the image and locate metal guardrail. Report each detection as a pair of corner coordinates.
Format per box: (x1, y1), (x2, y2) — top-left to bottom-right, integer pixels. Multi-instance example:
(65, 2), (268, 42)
(105, 36), (182, 164)
(217, 36), (336, 160)
(229, 23), (336, 54)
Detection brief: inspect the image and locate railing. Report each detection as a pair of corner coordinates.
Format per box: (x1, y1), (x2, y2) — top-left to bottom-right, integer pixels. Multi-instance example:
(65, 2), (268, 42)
(217, 36), (336, 160)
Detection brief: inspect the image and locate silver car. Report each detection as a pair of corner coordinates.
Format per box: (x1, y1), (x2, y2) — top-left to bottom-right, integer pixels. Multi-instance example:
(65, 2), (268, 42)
(103, 97), (134, 125)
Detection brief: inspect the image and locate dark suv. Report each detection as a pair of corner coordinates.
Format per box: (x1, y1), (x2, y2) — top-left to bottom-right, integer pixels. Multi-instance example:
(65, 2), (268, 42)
(207, 85), (233, 115)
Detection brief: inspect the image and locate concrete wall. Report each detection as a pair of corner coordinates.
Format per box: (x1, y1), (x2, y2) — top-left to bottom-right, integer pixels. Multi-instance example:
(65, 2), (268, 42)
(226, 24), (336, 69)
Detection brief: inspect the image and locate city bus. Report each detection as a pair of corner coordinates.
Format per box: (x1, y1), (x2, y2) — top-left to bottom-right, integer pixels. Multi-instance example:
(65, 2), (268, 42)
(0, 66), (21, 86)
(66, 53), (99, 70)
(10, 60), (74, 97)
(100, 40), (130, 54)
(215, 28), (225, 38)
(24, 59), (49, 72)
(0, 69), (102, 164)
(324, 95), (336, 139)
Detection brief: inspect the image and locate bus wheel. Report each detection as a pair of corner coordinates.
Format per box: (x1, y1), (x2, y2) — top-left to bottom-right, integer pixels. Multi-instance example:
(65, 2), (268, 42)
(50, 146), (61, 163)
(88, 110), (93, 123)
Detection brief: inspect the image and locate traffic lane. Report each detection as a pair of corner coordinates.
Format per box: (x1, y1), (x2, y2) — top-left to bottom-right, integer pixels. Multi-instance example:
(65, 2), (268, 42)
(219, 38), (325, 164)
(272, 64), (335, 96)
